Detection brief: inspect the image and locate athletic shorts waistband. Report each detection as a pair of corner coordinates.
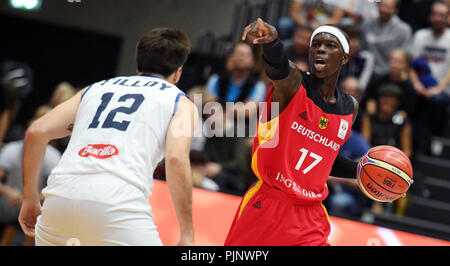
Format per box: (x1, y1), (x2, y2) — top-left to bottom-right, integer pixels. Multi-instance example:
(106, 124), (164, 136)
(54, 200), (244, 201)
(259, 181), (322, 206)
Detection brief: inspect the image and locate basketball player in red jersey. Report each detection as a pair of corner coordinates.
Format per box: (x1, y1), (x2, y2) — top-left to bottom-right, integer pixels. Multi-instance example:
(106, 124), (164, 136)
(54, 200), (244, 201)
(225, 18), (361, 246)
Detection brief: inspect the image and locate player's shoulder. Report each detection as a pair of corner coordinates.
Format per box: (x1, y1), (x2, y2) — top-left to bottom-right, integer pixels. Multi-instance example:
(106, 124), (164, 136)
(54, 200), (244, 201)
(338, 87), (357, 115)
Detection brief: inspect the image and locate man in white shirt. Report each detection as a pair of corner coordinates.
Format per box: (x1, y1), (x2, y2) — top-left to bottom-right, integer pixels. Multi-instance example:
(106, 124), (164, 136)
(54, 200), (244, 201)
(410, 0), (450, 100)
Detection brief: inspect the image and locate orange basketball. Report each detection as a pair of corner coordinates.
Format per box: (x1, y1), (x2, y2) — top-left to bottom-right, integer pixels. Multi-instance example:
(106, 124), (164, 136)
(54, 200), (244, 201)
(356, 145), (413, 202)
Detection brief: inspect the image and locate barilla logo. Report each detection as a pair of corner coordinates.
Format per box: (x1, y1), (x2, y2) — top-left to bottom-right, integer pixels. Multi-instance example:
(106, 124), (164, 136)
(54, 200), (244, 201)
(78, 144), (119, 159)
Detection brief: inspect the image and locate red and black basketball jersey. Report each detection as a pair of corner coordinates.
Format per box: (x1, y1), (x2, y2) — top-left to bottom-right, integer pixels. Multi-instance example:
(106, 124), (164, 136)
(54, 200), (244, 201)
(252, 71), (354, 203)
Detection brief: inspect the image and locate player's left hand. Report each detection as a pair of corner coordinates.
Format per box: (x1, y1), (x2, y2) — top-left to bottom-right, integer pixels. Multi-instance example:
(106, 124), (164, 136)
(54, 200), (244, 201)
(242, 18), (278, 44)
(18, 199), (41, 237)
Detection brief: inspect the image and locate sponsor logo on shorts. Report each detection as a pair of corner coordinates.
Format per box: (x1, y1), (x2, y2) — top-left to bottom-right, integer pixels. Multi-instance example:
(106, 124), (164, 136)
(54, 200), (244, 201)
(78, 144), (119, 159)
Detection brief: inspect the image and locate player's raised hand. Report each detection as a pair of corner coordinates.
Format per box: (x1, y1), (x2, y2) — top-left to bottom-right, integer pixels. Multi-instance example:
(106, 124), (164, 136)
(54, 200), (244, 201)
(242, 18), (278, 44)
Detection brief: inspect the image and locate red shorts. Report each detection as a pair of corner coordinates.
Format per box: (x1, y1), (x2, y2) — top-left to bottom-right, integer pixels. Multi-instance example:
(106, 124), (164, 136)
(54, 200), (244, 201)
(224, 180), (331, 246)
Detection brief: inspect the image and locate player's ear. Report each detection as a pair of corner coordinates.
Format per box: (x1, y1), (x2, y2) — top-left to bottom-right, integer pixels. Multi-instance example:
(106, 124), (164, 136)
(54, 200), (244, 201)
(341, 53), (350, 65)
(172, 66), (183, 85)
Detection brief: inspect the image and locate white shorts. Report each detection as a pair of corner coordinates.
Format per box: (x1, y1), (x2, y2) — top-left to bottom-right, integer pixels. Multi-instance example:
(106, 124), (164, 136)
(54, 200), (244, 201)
(35, 195), (162, 246)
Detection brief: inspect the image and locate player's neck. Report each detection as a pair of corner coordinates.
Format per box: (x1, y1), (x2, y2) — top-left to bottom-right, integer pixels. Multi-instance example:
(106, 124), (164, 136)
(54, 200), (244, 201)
(312, 74), (339, 105)
(138, 71), (165, 78)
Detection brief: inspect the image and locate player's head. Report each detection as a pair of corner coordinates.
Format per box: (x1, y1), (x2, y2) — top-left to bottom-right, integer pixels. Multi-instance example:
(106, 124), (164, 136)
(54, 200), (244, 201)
(309, 25), (350, 79)
(136, 28), (191, 84)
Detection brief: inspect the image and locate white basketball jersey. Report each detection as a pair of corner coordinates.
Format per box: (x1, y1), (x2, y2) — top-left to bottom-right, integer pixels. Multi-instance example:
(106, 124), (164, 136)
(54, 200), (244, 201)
(42, 75), (184, 210)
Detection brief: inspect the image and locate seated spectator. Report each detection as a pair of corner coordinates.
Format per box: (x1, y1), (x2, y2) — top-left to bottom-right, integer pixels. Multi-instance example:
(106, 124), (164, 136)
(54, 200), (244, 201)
(283, 25), (312, 63)
(364, 49), (417, 119)
(409, 1), (450, 137)
(361, 84), (413, 215)
(361, 84), (413, 158)
(0, 83), (9, 149)
(325, 76), (371, 218)
(36, 82), (76, 153)
(0, 108), (61, 246)
(203, 108), (248, 196)
(187, 86), (208, 152)
(189, 151), (219, 192)
(339, 26), (375, 93)
(360, 0), (412, 78)
(277, 0), (348, 40)
(206, 42), (266, 104)
(340, 76), (364, 131)
(409, 1), (450, 101)
(48, 82), (76, 108)
(347, 0), (379, 24)
(1, 61), (34, 144)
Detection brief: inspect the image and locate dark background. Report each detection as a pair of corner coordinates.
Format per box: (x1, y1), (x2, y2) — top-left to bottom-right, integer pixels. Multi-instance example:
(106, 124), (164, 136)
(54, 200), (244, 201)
(1, 14), (122, 124)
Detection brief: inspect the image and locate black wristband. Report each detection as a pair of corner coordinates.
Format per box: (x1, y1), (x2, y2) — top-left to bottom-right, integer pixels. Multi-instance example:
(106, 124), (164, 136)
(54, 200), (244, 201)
(329, 154), (358, 179)
(262, 38), (290, 80)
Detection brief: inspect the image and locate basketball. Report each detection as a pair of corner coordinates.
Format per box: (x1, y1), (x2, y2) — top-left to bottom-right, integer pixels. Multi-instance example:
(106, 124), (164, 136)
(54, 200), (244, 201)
(357, 145), (413, 202)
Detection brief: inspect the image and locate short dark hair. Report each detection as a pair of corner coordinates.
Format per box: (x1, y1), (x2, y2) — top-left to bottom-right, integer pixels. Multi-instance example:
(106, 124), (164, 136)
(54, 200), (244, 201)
(136, 28), (191, 77)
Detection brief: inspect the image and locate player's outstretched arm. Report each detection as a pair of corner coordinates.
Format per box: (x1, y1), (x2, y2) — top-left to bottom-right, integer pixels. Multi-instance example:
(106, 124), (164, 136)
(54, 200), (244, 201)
(242, 18), (303, 99)
(19, 87), (85, 237)
(165, 96), (198, 246)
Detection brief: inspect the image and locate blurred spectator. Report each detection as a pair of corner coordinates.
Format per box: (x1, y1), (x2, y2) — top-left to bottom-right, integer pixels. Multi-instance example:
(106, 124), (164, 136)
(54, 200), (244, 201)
(0, 83), (9, 149)
(409, 1), (450, 100)
(339, 77), (370, 157)
(203, 108), (248, 196)
(0, 108), (61, 246)
(189, 150), (220, 192)
(361, 83), (413, 215)
(187, 86), (207, 152)
(409, 1), (450, 137)
(294, 59), (309, 72)
(398, 0), (433, 33)
(48, 82), (76, 108)
(0, 61), (34, 143)
(360, 0), (412, 77)
(36, 82), (76, 153)
(361, 83), (413, 158)
(277, 0), (348, 40)
(329, 76), (370, 217)
(339, 26), (375, 93)
(364, 49), (417, 119)
(283, 25), (312, 63)
(206, 42), (266, 104)
(347, 0), (379, 24)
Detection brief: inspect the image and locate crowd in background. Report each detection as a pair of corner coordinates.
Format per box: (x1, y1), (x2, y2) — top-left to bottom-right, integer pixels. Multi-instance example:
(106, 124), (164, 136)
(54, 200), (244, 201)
(0, 0), (450, 245)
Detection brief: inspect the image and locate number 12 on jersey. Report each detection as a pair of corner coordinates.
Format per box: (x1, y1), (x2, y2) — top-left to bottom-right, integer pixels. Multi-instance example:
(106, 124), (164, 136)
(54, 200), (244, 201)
(294, 148), (322, 174)
(89, 92), (145, 131)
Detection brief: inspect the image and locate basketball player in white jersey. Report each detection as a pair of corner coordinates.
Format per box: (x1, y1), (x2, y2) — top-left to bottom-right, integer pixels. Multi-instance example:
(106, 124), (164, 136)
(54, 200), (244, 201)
(18, 28), (198, 246)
